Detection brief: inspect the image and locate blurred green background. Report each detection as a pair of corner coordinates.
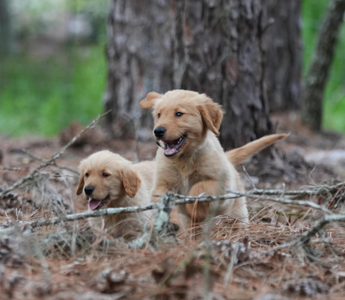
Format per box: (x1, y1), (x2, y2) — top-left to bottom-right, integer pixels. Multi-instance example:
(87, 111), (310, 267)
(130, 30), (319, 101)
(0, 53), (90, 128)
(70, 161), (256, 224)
(0, 0), (107, 136)
(302, 0), (345, 133)
(0, 0), (344, 136)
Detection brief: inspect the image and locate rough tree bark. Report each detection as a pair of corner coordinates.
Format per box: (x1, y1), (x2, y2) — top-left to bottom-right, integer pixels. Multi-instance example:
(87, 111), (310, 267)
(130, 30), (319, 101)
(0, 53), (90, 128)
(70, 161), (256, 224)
(302, 0), (345, 132)
(104, 0), (301, 148)
(104, 0), (174, 139)
(262, 0), (302, 111)
(0, 0), (11, 56)
(172, 0), (273, 149)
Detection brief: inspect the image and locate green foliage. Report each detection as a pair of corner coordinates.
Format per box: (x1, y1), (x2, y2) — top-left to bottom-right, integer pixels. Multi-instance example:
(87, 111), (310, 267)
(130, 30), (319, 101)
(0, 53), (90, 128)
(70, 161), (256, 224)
(1, 0), (344, 136)
(66, 0), (109, 18)
(302, 0), (345, 132)
(0, 0), (107, 137)
(0, 45), (105, 136)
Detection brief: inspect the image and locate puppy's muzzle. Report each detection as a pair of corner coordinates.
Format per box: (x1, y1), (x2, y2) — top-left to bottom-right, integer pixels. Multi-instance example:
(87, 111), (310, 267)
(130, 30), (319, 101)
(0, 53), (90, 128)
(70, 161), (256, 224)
(84, 185), (95, 196)
(154, 126), (166, 139)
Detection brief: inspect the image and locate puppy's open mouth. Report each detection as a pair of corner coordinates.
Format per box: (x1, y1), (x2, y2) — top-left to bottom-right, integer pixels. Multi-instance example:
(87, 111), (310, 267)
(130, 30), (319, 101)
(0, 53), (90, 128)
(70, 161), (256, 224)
(88, 195), (110, 210)
(161, 135), (186, 157)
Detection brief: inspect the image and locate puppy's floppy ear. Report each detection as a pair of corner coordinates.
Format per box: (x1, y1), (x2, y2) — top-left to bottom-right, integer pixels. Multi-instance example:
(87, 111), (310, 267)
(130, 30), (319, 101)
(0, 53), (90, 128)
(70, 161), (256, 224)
(197, 98), (224, 136)
(140, 92), (162, 109)
(76, 175), (84, 195)
(121, 167), (142, 198)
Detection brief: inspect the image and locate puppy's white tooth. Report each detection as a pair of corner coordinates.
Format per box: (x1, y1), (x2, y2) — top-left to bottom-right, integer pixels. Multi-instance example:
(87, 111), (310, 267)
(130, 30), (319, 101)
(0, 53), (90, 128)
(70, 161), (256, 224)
(88, 197), (92, 202)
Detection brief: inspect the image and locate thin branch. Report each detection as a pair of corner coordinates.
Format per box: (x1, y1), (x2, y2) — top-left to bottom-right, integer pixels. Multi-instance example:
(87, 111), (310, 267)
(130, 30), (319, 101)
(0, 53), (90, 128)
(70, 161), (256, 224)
(1, 185), (343, 233)
(154, 183), (344, 214)
(208, 182), (345, 201)
(247, 182), (345, 197)
(259, 213), (345, 256)
(0, 194), (240, 233)
(0, 202), (162, 234)
(23, 149), (79, 176)
(0, 111), (109, 199)
(290, 214), (345, 245)
(0, 166), (22, 171)
(147, 182), (344, 202)
(230, 191), (332, 214)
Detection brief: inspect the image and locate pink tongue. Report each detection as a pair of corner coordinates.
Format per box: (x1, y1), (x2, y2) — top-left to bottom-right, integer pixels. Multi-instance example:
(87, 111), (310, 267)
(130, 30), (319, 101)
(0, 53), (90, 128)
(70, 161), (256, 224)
(89, 199), (102, 210)
(164, 142), (178, 156)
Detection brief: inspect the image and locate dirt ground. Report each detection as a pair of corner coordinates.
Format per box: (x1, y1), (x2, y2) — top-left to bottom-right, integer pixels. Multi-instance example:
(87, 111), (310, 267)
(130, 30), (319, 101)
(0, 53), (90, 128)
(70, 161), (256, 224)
(1, 112), (345, 300)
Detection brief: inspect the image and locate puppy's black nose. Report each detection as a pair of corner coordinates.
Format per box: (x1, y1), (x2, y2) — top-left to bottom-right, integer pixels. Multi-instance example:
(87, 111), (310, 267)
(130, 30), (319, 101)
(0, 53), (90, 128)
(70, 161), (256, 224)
(84, 186), (94, 196)
(154, 127), (166, 138)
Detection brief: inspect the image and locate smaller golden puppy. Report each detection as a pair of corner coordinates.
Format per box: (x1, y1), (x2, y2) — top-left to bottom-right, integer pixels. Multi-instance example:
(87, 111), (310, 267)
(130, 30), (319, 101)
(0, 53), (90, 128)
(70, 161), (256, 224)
(76, 150), (154, 239)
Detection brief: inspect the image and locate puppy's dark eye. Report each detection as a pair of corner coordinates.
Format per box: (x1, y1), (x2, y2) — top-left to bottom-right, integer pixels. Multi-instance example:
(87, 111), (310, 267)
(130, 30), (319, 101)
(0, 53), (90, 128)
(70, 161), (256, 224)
(175, 112), (184, 117)
(85, 172), (89, 177)
(157, 113), (161, 118)
(102, 172), (110, 178)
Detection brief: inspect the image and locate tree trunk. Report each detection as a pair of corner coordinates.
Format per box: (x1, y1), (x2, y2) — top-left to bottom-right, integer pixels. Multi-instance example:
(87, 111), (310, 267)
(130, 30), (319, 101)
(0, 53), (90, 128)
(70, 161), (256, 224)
(104, 0), (174, 140)
(302, 0), (345, 132)
(104, 0), (301, 148)
(0, 0), (11, 57)
(171, 0), (273, 149)
(262, 0), (302, 111)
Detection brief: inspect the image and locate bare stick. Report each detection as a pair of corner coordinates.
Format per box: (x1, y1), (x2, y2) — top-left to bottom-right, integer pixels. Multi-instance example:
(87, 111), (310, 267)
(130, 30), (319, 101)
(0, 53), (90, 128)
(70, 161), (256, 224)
(156, 183), (344, 213)
(229, 191), (332, 214)
(0, 166), (22, 171)
(246, 182), (345, 197)
(259, 213), (345, 256)
(0, 202), (162, 234)
(1, 185), (343, 233)
(175, 190), (331, 213)
(149, 182), (344, 201)
(0, 194), (239, 233)
(303, 214), (345, 241)
(23, 149), (79, 176)
(0, 111), (109, 199)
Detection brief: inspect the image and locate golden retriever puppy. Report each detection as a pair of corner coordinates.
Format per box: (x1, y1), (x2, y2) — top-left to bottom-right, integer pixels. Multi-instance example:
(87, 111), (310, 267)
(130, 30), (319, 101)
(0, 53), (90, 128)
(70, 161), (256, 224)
(140, 90), (287, 230)
(76, 150), (154, 239)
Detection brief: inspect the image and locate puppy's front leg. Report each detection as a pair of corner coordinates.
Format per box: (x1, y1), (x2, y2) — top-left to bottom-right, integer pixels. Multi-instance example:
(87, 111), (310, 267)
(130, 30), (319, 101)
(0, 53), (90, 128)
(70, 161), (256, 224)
(151, 185), (168, 204)
(186, 180), (221, 223)
(151, 185), (181, 231)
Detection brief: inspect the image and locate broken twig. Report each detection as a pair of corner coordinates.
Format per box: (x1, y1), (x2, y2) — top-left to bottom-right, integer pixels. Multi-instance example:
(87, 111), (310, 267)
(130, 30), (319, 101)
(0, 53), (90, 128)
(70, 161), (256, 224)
(0, 166), (22, 171)
(0, 111), (109, 199)
(23, 149), (79, 176)
(259, 213), (345, 255)
(1, 184), (344, 233)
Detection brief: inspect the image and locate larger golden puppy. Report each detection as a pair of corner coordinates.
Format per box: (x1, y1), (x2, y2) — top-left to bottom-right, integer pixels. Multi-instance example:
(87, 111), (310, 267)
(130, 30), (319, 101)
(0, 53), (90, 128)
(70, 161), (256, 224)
(140, 90), (287, 230)
(76, 150), (154, 239)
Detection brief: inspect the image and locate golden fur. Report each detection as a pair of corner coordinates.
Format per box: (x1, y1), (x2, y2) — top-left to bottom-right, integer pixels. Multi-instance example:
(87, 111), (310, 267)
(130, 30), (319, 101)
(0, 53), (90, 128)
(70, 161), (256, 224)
(140, 90), (287, 230)
(76, 150), (154, 239)
(226, 133), (288, 165)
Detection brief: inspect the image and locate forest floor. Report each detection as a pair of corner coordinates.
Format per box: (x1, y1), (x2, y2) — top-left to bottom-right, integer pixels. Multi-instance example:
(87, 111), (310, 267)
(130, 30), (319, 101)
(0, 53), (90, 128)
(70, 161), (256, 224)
(1, 112), (345, 300)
